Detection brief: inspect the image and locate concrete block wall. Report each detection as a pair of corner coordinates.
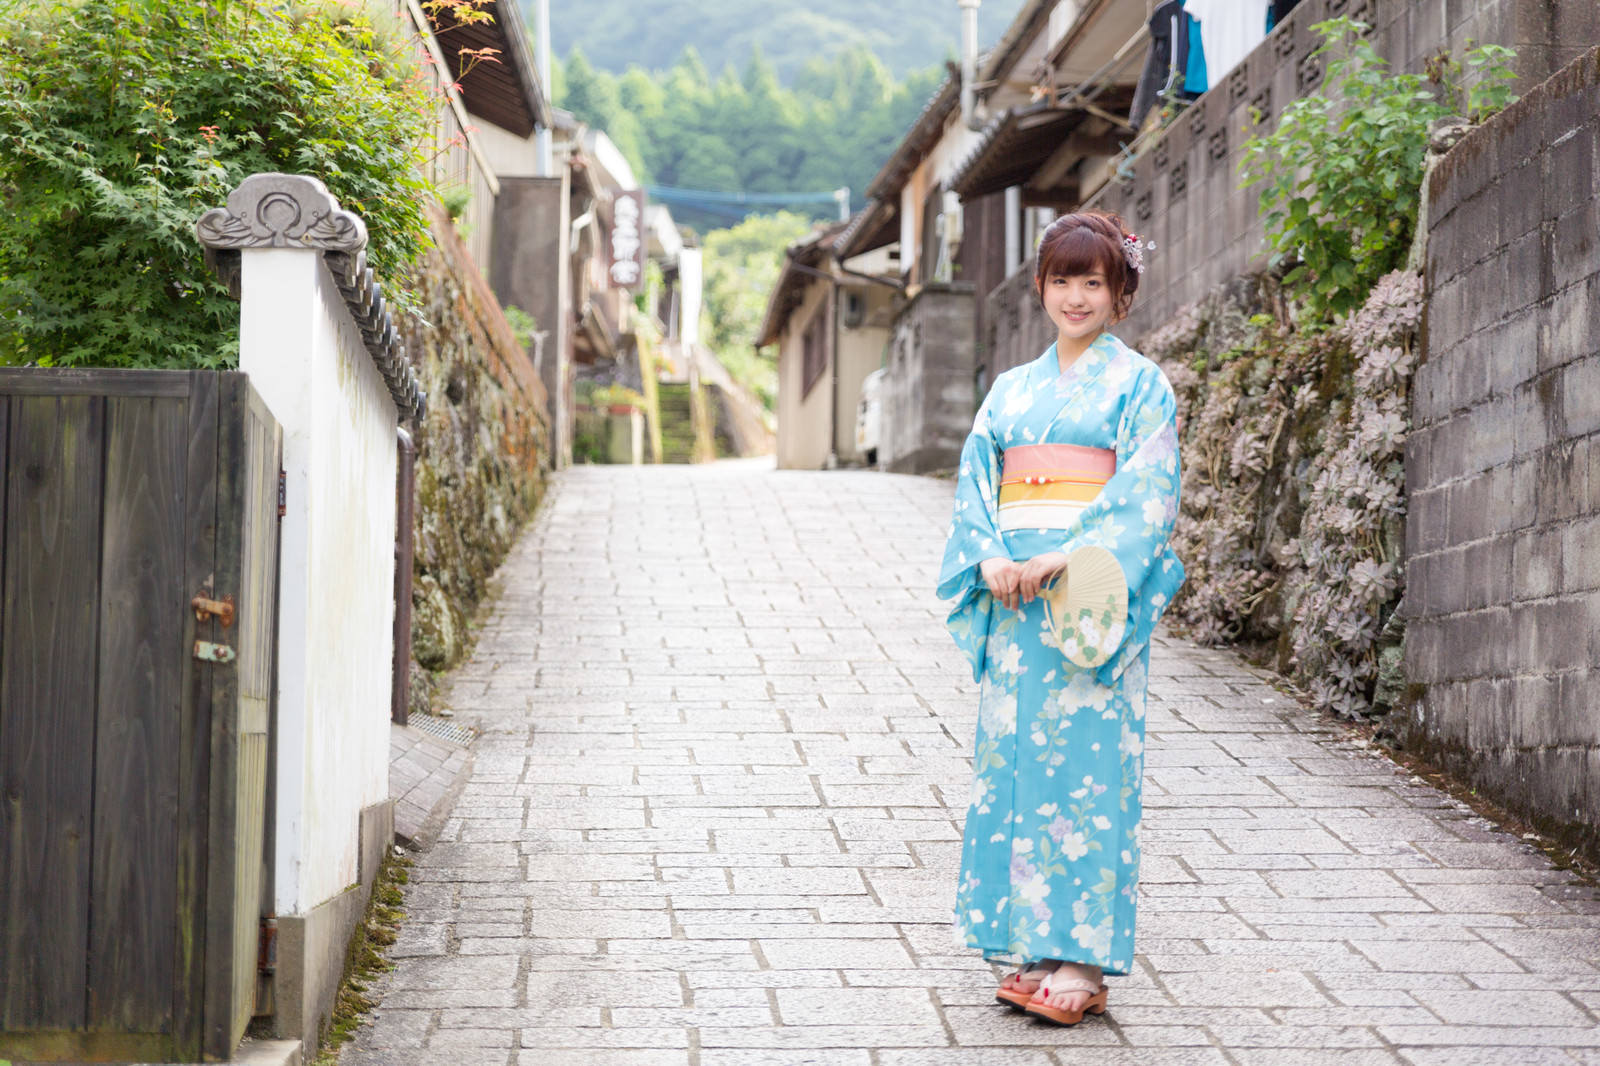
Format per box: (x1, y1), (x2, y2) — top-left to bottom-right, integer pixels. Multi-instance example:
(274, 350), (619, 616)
(882, 283), (977, 474)
(1401, 46), (1600, 844)
(984, 259), (1056, 379)
(1089, 0), (1595, 346)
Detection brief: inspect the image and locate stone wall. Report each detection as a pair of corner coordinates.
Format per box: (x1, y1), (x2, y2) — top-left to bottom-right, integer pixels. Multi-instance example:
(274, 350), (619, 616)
(882, 283), (976, 474)
(1088, 0), (1597, 346)
(1401, 47), (1600, 847)
(402, 204), (551, 700)
(984, 260), (1053, 379)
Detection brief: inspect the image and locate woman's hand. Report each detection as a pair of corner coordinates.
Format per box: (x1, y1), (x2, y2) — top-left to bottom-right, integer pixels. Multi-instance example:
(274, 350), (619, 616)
(979, 557), (1022, 611)
(1017, 551), (1069, 605)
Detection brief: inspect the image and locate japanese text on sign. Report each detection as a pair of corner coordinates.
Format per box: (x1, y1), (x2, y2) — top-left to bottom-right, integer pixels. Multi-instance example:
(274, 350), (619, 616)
(608, 190), (646, 290)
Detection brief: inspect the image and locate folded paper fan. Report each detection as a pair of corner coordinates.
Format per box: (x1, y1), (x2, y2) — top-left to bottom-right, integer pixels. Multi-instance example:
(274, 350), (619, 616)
(1041, 546), (1128, 669)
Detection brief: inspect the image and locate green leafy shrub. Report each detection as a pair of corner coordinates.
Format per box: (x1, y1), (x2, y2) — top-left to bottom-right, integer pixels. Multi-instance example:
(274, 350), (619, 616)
(0, 0), (441, 368)
(702, 210), (811, 411)
(1240, 18), (1515, 323)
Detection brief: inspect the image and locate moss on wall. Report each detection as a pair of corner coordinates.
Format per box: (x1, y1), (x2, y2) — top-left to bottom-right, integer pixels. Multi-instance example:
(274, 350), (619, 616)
(399, 206), (551, 691)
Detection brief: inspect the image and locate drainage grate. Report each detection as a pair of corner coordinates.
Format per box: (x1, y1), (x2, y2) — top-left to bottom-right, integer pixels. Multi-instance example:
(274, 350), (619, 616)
(407, 713), (477, 747)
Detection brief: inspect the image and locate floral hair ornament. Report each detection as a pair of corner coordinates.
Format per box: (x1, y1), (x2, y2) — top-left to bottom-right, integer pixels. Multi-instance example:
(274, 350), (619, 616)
(1122, 232), (1146, 275)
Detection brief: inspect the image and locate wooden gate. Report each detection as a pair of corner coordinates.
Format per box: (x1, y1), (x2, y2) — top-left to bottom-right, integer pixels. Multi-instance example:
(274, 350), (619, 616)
(0, 369), (280, 1063)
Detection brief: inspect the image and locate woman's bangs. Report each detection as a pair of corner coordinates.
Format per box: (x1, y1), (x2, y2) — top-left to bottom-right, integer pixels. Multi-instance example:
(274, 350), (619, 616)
(1038, 226), (1117, 282)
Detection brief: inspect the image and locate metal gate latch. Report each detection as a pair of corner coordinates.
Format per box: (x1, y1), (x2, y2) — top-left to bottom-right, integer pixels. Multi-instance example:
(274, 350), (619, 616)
(194, 640), (237, 664)
(192, 594), (236, 627)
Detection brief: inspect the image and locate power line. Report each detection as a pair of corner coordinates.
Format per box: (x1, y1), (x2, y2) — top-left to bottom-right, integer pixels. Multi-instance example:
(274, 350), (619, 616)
(645, 184), (842, 206)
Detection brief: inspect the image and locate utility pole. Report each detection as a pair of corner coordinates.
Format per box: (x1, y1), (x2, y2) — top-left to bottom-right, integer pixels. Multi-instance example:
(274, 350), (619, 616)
(834, 187), (850, 222)
(536, 0), (553, 176)
(959, 0), (983, 130)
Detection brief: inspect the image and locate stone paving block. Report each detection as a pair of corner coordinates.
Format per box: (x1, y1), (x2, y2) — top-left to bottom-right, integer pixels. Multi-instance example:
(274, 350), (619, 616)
(758, 937), (915, 969)
(698, 1024), (949, 1048)
(697, 1052), (870, 1066)
(517, 1052), (691, 1066)
(775, 987), (942, 1025)
(1158, 970), (1332, 1007)
(515, 1026), (689, 1048)
(424, 1027), (515, 1048)
(941, 1006), (1122, 1045)
(1398, 1051), (1580, 1066)
(874, 1052), (1056, 1066)
(1051, 1052), (1233, 1066)
(1380, 1024), (1600, 1046)
(1229, 1053), (1402, 1066)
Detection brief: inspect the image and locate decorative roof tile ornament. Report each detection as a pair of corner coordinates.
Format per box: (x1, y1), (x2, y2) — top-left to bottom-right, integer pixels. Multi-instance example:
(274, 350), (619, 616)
(195, 172), (368, 251)
(196, 173), (426, 424)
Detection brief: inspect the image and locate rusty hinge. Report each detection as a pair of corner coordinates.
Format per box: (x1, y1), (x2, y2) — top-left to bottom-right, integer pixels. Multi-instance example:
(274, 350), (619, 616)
(193, 640), (236, 663)
(191, 593), (235, 627)
(278, 469), (286, 518)
(258, 916), (278, 975)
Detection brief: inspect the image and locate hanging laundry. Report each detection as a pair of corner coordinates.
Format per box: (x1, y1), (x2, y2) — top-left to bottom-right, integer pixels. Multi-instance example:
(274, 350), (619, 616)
(1129, 0), (1188, 128)
(1183, 10), (1208, 95)
(1184, 0), (1271, 85)
(1268, 0), (1303, 31)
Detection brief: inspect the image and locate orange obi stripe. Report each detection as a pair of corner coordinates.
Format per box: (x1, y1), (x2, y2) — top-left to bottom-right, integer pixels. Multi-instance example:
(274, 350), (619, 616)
(999, 479), (1105, 506)
(997, 444), (1115, 530)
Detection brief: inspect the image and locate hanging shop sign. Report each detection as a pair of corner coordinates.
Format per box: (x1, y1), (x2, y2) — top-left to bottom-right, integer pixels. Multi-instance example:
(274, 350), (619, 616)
(608, 189), (647, 290)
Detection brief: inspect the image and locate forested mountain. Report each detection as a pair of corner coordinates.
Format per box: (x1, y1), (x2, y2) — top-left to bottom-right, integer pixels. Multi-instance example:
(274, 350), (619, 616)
(534, 0), (1027, 82)
(556, 47), (944, 228)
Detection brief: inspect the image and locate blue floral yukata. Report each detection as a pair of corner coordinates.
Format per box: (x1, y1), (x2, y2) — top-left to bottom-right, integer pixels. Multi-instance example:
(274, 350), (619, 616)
(937, 332), (1185, 975)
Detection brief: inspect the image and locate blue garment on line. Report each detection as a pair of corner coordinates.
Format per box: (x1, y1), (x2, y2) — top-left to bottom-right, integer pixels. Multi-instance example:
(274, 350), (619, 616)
(1184, 13), (1208, 94)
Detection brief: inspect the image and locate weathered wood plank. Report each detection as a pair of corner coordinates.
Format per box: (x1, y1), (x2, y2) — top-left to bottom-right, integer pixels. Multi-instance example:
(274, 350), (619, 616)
(0, 397), (9, 775)
(203, 372), (247, 1059)
(226, 381), (279, 1043)
(0, 394), (106, 1030)
(0, 367), (193, 398)
(172, 372), (218, 1062)
(238, 385), (279, 1038)
(87, 396), (188, 1033)
(0, 1026), (176, 1061)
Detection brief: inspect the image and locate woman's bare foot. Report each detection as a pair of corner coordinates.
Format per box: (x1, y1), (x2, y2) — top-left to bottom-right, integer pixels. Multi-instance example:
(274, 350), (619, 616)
(994, 959), (1060, 1008)
(1026, 961), (1106, 1023)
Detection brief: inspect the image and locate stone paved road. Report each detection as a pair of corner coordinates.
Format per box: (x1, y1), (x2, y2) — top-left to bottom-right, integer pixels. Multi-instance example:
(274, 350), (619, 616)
(343, 460), (1600, 1066)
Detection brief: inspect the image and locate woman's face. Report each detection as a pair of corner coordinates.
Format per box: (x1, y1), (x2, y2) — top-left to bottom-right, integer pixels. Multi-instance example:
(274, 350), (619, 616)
(1038, 271), (1114, 345)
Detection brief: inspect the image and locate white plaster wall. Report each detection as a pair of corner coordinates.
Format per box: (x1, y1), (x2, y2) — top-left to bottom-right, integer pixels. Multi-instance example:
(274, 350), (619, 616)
(776, 280), (833, 470)
(899, 117), (986, 280)
(831, 286), (893, 461)
(475, 120), (541, 178)
(679, 248), (703, 349)
(240, 250), (397, 916)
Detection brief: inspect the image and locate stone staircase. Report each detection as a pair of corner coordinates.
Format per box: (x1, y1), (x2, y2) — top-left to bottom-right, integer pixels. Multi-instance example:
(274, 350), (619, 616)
(657, 382), (696, 463)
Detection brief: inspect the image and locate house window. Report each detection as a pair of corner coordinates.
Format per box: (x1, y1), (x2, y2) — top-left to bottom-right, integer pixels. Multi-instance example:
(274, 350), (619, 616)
(801, 304), (828, 398)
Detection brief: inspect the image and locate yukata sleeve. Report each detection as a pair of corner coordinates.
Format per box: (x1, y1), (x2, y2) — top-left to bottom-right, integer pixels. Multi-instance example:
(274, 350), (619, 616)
(1061, 366), (1186, 684)
(936, 388), (1007, 683)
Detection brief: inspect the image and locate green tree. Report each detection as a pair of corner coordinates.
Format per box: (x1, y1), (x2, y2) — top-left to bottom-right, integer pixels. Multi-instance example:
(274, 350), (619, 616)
(552, 41), (948, 228)
(701, 211), (813, 409)
(0, 0), (437, 368)
(559, 47), (650, 179)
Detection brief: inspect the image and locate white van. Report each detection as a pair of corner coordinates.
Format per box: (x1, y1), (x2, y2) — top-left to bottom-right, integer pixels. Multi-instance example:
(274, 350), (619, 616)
(855, 367), (886, 467)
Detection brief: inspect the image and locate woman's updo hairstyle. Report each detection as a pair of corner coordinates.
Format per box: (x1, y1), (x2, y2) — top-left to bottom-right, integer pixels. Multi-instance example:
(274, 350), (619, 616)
(1033, 211), (1140, 321)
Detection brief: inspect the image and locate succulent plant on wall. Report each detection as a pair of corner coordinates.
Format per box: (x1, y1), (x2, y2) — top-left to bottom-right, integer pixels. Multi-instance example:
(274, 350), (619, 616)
(1147, 270), (1423, 718)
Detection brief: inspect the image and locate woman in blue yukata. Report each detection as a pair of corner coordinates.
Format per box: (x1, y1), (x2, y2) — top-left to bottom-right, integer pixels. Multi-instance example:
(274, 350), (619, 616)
(938, 211), (1184, 1026)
